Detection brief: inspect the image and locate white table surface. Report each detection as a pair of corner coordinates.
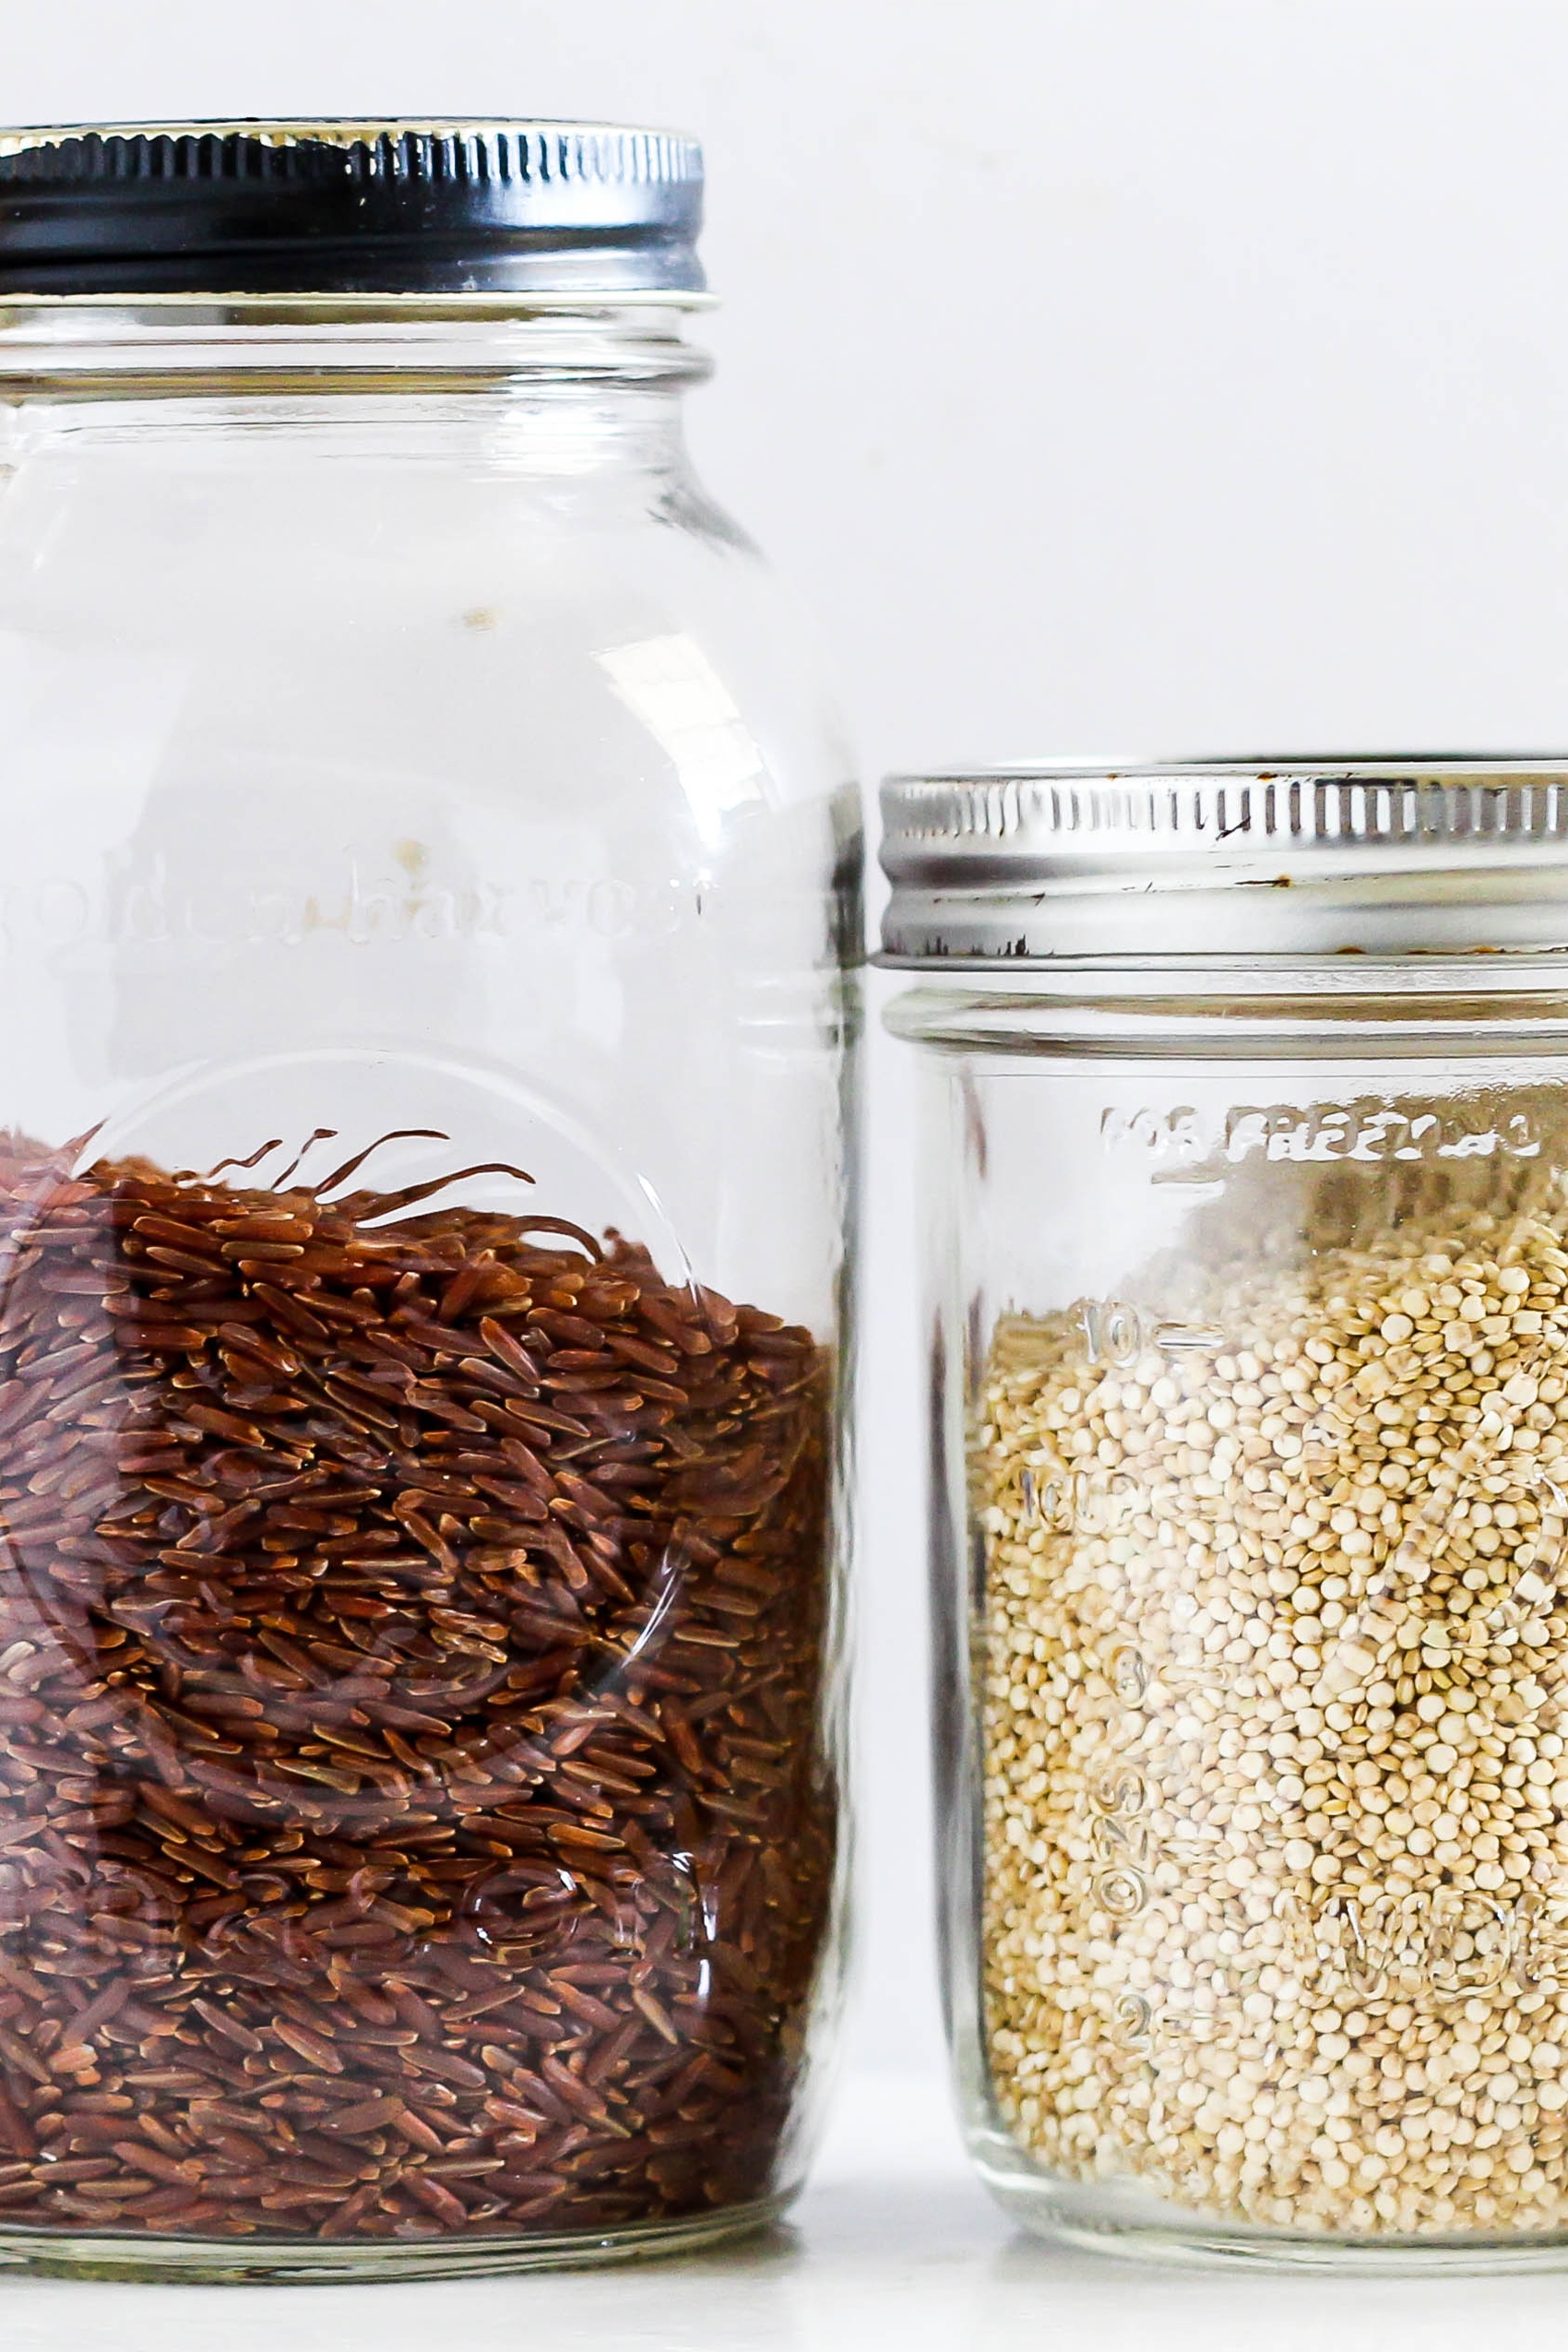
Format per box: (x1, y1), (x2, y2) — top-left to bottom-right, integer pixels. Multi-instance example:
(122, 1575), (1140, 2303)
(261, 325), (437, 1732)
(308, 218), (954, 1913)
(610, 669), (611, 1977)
(5, 2071), (1568, 2351)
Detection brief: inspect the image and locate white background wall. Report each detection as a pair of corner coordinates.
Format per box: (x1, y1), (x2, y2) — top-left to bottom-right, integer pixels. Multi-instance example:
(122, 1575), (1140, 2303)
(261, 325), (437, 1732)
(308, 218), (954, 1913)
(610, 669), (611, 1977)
(10, 0), (1568, 2091)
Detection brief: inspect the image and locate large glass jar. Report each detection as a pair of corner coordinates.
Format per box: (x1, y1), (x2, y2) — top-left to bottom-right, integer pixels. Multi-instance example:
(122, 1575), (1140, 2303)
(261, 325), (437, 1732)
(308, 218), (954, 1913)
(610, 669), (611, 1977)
(0, 121), (857, 2281)
(885, 760), (1568, 2270)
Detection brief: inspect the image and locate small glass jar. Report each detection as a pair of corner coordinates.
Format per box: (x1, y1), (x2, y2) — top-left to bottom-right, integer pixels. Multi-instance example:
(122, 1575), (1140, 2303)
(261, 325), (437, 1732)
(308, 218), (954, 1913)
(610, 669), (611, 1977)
(885, 759), (1568, 2271)
(0, 120), (857, 2280)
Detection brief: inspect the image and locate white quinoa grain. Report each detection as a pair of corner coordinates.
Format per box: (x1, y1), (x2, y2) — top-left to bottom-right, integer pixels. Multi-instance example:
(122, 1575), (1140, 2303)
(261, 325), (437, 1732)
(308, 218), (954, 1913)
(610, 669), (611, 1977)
(977, 1199), (1568, 2236)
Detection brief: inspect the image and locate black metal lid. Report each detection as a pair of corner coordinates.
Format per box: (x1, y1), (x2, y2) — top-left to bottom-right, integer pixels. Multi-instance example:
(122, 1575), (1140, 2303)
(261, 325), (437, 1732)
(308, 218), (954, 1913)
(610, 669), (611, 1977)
(0, 120), (706, 298)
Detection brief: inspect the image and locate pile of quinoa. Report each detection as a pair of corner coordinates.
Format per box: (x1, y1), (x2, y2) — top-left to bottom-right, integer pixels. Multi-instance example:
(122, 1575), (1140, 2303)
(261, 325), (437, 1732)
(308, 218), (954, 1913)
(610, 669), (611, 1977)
(977, 1193), (1568, 2237)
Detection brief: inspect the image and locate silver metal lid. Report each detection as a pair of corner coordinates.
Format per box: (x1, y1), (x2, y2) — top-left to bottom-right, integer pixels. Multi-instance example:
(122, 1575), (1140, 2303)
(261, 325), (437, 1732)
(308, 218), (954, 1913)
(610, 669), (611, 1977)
(878, 757), (1568, 961)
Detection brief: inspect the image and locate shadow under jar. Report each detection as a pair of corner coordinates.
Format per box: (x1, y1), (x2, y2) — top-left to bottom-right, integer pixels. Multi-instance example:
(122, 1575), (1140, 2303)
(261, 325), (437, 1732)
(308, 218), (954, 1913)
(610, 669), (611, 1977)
(0, 121), (858, 2280)
(883, 757), (1568, 2271)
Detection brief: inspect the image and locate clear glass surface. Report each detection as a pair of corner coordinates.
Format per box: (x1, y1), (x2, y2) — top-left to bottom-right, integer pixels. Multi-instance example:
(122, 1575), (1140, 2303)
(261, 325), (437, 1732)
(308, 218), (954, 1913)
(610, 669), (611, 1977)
(0, 302), (859, 2278)
(897, 972), (1568, 2269)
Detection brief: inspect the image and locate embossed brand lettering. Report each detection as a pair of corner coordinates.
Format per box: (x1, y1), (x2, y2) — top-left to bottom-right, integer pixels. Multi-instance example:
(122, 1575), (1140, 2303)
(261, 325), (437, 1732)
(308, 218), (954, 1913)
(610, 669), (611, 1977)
(1100, 1100), (1540, 1168)
(0, 857), (696, 957)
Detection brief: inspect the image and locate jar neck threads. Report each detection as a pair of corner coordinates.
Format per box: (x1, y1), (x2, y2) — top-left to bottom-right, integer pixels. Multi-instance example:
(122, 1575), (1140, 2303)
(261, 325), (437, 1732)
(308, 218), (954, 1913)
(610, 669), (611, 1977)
(0, 300), (713, 398)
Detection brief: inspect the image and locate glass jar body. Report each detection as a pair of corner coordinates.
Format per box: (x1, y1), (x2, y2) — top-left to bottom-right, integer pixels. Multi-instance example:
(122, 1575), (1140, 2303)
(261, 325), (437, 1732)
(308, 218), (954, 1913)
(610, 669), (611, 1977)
(0, 307), (858, 2279)
(899, 969), (1568, 2270)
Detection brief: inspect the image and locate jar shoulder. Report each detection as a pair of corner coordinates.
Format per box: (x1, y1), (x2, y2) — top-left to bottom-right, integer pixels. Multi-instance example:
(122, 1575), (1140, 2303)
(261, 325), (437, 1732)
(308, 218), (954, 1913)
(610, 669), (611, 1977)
(0, 414), (859, 848)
